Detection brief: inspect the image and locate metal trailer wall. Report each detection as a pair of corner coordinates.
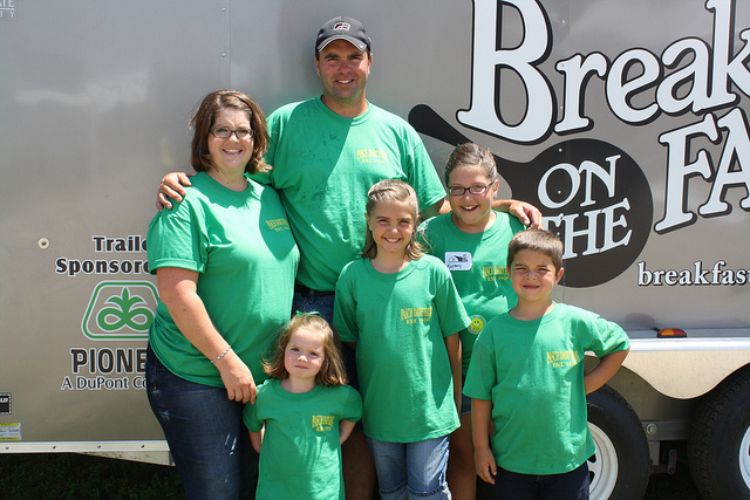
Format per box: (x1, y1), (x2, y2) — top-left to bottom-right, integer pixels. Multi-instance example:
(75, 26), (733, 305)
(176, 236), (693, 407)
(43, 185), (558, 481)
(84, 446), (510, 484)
(1, 0), (749, 456)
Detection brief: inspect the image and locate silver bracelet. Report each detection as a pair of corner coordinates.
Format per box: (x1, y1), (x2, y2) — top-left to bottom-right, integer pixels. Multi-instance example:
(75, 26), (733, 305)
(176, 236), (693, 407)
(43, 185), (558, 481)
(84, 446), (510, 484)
(211, 346), (232, 364)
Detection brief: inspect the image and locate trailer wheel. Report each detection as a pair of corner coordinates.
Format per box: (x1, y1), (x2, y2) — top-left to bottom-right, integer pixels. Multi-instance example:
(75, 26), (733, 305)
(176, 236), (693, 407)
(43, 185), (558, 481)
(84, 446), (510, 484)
(688, 366), (750, 500)
(587, 386), (650, 500)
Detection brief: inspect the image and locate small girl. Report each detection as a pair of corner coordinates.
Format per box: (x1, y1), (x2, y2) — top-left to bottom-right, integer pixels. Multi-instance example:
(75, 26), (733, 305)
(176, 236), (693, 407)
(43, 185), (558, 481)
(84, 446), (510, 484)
(420, 143), (526, 499)
(334, 179), (470, 499)
(242, 313), (362, 499)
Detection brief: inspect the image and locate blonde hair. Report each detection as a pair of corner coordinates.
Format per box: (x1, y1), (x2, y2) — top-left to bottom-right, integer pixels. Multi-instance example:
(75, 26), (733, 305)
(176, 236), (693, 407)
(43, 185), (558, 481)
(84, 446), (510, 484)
(264, 313), (347, 386)
(362, 179), (424, 260)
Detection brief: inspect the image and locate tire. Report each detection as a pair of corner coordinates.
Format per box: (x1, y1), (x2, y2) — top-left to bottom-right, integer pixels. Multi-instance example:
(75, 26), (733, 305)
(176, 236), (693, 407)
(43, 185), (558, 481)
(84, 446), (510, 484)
(688, 365), (750, 500)
(587, 385), (650, 500)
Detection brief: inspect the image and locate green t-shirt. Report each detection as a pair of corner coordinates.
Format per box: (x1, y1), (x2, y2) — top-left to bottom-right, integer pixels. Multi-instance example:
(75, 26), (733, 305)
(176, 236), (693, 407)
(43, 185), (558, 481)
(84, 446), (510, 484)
(333, 255), (470, 442)
(146, 172), (299, 386)
(243, 379), (362, 500)
(259, 97), (446, 292)
(420, 212), (524, 373)
(463, 303), (630, 474)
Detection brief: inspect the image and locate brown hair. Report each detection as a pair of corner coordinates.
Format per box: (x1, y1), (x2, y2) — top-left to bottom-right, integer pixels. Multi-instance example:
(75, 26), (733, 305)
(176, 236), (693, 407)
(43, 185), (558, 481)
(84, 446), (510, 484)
(264, 313), (347, 386)
(507, 228), (564, 271)
(444, 142), (498, 185)
(362, 179), (424, 260)
(190, 89), (269, 174)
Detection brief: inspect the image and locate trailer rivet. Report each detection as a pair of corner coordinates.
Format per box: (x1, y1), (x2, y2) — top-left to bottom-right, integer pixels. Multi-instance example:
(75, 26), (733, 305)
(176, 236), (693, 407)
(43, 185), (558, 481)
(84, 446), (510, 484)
(38, 238), (50, 249)
(646, 423), (658, 435)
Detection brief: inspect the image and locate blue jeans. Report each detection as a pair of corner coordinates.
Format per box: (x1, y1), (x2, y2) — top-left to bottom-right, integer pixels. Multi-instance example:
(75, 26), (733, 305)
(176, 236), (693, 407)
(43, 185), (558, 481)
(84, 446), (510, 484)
(146, 346), (258, 499)
(292, 289), (335, 322)
(368, 436), (451, 499)
(495, 462), (590, 500)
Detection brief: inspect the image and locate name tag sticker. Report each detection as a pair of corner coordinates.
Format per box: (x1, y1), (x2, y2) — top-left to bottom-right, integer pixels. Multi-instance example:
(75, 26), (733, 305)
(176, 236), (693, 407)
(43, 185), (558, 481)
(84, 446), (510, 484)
(445, 252), (472, 271)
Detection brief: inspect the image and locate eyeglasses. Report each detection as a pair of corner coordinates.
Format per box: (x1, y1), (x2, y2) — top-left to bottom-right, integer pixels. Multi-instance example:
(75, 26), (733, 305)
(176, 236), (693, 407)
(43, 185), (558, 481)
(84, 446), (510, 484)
(448, 184), (492, 197)
(211, 127), (254, 140)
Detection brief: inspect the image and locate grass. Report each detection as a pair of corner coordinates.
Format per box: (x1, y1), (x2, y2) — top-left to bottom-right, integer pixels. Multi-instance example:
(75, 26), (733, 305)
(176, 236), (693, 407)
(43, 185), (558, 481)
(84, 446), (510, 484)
(0, 453), (181, 499)
(0, 450), (701, 499)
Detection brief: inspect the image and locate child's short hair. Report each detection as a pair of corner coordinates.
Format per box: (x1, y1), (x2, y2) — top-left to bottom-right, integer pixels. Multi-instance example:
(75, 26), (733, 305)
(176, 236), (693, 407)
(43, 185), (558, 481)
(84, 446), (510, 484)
(264, 313), (348, 386)
(507, 228), (564, 271)
(362, 179), (424, 260)
(444, 142), (498, 185)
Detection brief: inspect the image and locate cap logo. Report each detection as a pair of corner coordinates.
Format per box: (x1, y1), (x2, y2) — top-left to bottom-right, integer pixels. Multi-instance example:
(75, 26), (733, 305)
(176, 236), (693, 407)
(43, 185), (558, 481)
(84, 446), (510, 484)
(332, 22), (351, 31)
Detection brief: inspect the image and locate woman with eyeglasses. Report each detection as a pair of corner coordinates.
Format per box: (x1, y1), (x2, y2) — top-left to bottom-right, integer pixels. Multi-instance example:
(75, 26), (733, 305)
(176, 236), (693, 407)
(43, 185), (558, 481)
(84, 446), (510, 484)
(144, 89), (299, 499)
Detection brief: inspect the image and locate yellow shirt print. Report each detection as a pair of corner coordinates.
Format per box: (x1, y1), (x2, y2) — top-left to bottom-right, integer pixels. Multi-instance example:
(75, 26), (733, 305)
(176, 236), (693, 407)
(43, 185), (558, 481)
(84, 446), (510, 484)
(311, 415), (334, 432)
(400, 307), (433, 325)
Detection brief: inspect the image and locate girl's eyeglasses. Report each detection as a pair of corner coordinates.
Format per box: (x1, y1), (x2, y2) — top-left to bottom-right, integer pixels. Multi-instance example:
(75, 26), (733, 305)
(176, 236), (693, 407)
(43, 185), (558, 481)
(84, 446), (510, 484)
(448, 184), (491, 197)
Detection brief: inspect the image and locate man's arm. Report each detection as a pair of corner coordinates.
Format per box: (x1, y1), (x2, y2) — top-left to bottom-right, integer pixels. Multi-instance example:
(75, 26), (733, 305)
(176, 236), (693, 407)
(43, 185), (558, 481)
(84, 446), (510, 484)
(156, 172), (192, 210)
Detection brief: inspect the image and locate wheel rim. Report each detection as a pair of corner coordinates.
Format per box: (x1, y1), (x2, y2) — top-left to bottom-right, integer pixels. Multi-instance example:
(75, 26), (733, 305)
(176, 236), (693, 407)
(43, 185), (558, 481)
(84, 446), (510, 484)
(741, 422), (750, 489)
(588, 422), (618, 500)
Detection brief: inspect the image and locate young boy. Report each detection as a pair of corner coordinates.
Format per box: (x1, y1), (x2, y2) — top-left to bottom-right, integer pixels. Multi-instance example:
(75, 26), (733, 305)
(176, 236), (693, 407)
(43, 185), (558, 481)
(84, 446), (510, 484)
(463, 228), (630, 499)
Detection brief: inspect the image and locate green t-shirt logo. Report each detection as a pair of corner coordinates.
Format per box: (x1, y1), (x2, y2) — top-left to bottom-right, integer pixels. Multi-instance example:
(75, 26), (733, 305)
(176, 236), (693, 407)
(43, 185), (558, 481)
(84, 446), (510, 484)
(265, 218), (290, 232)
(355, 148), (387, 164)
(482, 265), (510, 281)
(546, 350), (581, 368)
(400, 307), (433, 325)
(311, 415), (334, 432)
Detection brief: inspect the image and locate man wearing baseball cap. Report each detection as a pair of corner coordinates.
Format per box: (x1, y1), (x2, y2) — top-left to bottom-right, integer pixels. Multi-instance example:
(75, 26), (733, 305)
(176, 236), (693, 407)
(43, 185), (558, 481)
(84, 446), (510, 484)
(316, 16), (371, 52)
(158, 15), (541, 499)
(268, 20), (448, 496)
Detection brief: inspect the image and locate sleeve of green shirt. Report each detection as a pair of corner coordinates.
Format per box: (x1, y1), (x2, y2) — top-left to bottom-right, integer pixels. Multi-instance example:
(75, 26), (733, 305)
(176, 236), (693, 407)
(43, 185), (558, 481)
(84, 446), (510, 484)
(405, 133), (446, 211)
(333, 264), (359, 343)
(432, 261), (471, 337)
(578, 311), (630, 357)
(340, 386), (363, 422)
(463, 328), (497, 400)
(146, 195), (206, 273)
(242, 390), (263, 432)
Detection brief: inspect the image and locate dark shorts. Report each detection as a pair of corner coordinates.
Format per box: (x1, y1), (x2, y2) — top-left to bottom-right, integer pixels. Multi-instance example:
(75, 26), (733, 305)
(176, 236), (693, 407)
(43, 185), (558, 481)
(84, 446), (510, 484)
(495, 462), (590, 500)
(461, 377), (472, 415)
